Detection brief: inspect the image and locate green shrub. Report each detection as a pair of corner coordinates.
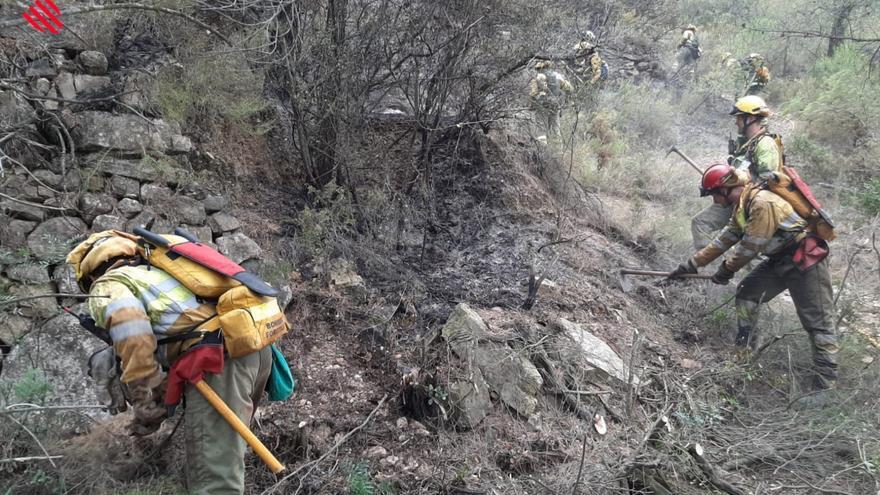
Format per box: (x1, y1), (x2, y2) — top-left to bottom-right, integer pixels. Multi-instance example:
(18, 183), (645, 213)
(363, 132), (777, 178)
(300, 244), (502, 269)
(295, 183), (356, 259)
(851, 177), (880, 216)
(12, 368), (53, 404)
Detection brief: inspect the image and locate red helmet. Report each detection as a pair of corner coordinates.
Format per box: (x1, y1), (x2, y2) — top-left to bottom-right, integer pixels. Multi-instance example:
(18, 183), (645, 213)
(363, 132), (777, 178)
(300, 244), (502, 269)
(700, 163), (734, 197)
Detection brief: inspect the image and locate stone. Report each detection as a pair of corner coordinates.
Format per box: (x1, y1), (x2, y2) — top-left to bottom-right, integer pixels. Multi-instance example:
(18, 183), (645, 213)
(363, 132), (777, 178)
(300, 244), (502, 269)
(79, 192), (115, 223)
(395, 417), (408, 429)
(77, 51), (108, 76)
(62, 170), (82, 189)
(380, 456), (399, 468)
(0, 200), (45, 222)
(86, 174), (105, 192)
(448, 369), (492, 428)
(119, 71), (155, 111)
(52, 263), (79, 296)
(34, 78), (51, 95)
(33, 170), (62, 188)
(179, 224), (213, 244)
(1, 219), (37, 248)
(555, 319), (640, 386)
(54, 72), (76, 100)
(9, 283), (58, 318)
(73, 75), (112, 95)
(277, 284), (294, 312)
(27, 216), (88, 262)
(72, 112), (192, 155)
(117, 198), (144, 218)
(42, 87), (59, 111)
(25, 58), (57, 78)
(6, 263), (51, 284)
(364, 446), (388, 459)
(170, 135), (193, 154)
(92, 214), (125, 232)
(216, 232), (263, 264)
(203, 195), (227, 213)
(0, 313), (32, 345)
(0, 91), (36, 128)
(441, 303), (543, 417)
(140, 183), (173, 204)
(125, 210), (156, 232)
(109, 175), (140, 199)
(208, 212), (241, 234)
(166, 196), (206, 225)
(2, 312), (106, 410)
(82, 156), (185, 184)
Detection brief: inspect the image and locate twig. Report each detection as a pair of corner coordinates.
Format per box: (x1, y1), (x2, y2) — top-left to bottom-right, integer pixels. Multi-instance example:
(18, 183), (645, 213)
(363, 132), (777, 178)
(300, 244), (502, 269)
(698, 295), (736, 318)
(751, 332), (799, 361)
(261, 394), (389, 495)
(0, 455), (63, 463)
(563, 389), (613, 396)
(0, 294), (107, 306)
(687, 443), (749, 495)
(2, 404), (106, 414)
(0, 4), (233, 46)
(833, 248), (862, 307)
(873, 232), (880, 286)
(7, 414), (57, 468)
(0, 191), (71, 211)
(571, 432), (588, 495)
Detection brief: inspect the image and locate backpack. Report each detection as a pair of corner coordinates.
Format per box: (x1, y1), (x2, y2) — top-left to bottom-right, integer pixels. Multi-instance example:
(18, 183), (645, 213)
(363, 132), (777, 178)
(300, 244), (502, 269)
(133, 227), (289, 358)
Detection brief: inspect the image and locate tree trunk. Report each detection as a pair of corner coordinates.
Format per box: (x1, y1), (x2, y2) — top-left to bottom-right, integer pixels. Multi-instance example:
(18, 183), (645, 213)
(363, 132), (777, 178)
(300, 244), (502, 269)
(828, 3), (855, 57)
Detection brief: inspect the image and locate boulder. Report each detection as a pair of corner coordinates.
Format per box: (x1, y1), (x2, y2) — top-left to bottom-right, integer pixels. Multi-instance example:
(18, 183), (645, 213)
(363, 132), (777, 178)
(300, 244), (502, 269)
(179, 224), (213, 244)
(117, 198), (144, 218)
(54, 72), (76, 100)
(0, 219), (37, 248)
(119, 71), (154, 111)
(9, 283), (58, 318)
(277, 284), (295, 312)
(448, 369), (492, 428)
(208, 212), (241, 234)
(216, 232), (262, 264)
(72, 112), (192, 155)
(92, 214), (125, 232)
(82, 156), (185, 184)
(125, 210), (156, 232)
(109, 175), (140, 199)
(441, 303), (543, 417)
(27, 217), (88, 262)
(77, 51), (108, 76)
(79, 192), (115, 224)
(203, 195), (227, 213)
(6, 263), (51, 284)
(0, 90), (36, 128)
(166, 196), (206, 225)
(0, 313), (32, 345)
(33, 170), (62, 189)
(555, 319), (640, 386)
(0, 199), (45, 222)
(140, 183), (173, 204)
(73, 75), (112, 95)
(34, 78), (51, 95)
(1, 312), (105, 409)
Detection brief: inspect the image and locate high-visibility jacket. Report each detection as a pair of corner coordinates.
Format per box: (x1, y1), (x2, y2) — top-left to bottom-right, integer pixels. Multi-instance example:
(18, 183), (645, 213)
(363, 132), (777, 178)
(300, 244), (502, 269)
(88, 265), (216, 384)
(692, 186), (807, 272)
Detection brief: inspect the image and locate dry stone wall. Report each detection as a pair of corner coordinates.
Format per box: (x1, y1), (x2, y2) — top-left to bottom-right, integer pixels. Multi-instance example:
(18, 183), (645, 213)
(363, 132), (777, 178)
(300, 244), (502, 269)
(0, 39), (266, 407)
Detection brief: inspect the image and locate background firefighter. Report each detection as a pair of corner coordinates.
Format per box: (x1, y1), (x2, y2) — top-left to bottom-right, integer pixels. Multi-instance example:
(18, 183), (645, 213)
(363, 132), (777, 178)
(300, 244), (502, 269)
(528, 59), (573, 138)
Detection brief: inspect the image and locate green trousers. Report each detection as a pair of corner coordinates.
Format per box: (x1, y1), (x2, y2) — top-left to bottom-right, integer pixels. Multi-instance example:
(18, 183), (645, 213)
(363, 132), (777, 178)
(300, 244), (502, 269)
(184, 346), (273, 494)
(735, 255), (838, 388)
(691, 203), (733, 250)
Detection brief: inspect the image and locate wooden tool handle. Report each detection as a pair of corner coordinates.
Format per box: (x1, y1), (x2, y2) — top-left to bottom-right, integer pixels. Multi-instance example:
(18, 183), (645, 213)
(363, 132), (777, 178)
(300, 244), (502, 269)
(194, 380), (285, 474)
(620, 269), (713, 279)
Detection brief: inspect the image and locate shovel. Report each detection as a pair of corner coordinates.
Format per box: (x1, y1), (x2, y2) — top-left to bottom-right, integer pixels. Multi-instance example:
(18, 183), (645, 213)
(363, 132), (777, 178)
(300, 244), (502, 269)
(618, 268), (712, 292)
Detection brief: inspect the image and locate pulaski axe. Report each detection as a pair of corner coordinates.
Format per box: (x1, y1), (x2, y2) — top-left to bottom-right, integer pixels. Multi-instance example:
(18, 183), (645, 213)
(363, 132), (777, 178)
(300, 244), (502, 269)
(666, 145), (704, 175)
(618, 268), (712, 292)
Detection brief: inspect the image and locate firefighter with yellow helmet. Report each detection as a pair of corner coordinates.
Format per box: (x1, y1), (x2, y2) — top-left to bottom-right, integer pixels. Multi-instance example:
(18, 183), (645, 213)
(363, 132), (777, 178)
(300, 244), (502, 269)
(67, 230), (273, 494)
(529, 59), (573, 137)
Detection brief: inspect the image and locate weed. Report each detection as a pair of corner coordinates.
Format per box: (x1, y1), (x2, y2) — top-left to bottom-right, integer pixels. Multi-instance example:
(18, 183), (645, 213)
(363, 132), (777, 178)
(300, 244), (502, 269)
(295, 183), (356, 260)
(12, 368), (53, 404)
(347, 463), (375, 495)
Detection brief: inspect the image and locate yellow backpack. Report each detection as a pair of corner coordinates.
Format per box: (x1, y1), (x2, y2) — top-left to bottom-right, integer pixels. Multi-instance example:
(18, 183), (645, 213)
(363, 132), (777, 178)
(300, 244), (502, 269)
(134, 229), (289, 358)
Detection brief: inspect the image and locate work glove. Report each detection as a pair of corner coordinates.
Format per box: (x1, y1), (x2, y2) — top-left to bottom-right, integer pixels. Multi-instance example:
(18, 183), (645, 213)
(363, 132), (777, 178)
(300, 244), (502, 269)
(127, 372), (168, 437)
(711, 262), (735, 286)
(88, 346), (128, 415)
(668, 259), (698, 279)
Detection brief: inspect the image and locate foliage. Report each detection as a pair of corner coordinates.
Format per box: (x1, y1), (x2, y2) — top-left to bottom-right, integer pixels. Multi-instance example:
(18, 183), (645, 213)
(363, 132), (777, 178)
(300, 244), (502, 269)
(346, 463), (394, 495)
(10, 368), (53, 404)
(295, 183), (356, 260)
(851, 177), (880, 216)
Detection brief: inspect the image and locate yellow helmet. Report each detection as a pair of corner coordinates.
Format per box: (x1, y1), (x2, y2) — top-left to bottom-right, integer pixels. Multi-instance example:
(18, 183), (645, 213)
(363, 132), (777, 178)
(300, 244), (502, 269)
(730, 95), (770, 117)
(67, 230), (140, 291)
(686, 24), (697, 32)
(534, 60), (553, 70)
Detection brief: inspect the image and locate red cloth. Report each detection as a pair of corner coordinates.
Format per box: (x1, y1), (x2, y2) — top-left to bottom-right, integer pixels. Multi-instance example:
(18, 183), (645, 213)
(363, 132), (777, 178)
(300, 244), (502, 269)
(165, 344), (224, 406)
(792, 235), (829, 271)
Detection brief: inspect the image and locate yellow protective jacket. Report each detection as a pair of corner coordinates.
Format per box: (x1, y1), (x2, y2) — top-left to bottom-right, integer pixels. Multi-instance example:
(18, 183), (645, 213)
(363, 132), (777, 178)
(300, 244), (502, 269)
(88, 265), (217, 384)
(691, 186), (807, 272)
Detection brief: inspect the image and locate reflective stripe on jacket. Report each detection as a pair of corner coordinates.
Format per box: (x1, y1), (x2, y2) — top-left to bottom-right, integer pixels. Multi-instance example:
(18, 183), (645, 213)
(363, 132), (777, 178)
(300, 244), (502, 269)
(89, 265), (216, 383)
(691, 187), (807, 272)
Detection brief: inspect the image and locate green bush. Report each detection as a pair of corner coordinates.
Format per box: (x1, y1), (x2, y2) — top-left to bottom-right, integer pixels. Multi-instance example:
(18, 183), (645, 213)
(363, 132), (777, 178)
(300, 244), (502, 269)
(851, 177), (880, 216)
